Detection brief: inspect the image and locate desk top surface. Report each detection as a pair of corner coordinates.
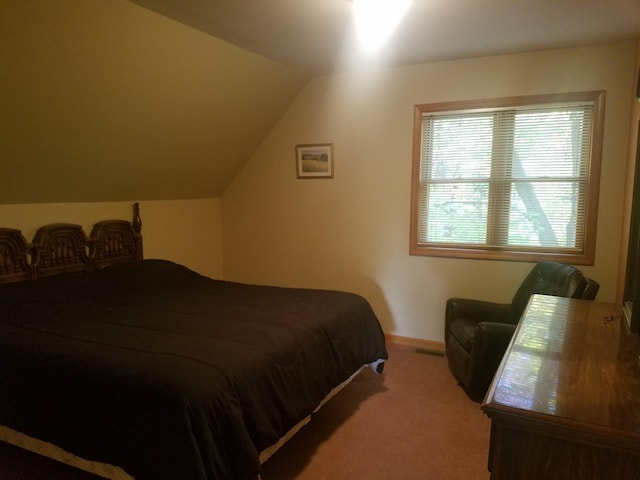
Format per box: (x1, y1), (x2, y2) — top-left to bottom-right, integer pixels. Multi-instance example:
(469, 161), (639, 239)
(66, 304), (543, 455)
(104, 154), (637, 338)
(483, 295), (640, 437)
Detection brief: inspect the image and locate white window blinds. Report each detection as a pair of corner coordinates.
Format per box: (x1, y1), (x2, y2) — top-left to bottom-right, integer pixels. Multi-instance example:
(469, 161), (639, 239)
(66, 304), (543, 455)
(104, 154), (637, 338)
(411, 92), (604, 263)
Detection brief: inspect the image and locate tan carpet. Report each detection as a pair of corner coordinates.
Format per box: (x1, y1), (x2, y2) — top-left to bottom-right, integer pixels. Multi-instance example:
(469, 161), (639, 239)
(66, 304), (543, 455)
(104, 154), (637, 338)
(261, 342), (491, 480)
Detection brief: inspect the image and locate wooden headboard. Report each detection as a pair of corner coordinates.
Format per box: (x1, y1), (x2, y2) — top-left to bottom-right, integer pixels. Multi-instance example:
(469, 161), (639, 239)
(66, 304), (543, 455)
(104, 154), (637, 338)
(0, 203), (143, 284)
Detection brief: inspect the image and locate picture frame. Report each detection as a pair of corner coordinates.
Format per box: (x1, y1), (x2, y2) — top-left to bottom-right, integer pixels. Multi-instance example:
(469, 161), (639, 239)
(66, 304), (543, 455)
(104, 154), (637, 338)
(295, 143), (334, 179)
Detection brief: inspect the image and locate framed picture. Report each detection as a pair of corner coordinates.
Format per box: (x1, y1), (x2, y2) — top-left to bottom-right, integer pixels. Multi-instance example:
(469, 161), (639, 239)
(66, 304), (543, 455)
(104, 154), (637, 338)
(295, 143), (334, 179)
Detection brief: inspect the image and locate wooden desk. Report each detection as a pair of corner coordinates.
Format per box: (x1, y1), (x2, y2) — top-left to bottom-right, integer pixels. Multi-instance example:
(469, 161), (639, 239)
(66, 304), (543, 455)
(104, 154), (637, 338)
(482, 295), (640, 480)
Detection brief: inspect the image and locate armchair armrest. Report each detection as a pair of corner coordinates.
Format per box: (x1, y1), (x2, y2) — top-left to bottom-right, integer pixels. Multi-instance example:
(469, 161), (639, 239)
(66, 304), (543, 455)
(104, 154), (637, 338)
(445, 298), (513, 344)
(471, 322), (517, 362)
(465, 321), (517, 400)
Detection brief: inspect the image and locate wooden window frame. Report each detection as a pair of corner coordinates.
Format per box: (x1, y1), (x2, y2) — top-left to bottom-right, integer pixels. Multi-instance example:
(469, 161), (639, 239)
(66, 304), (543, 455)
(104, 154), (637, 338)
(409, 91), (605, 264)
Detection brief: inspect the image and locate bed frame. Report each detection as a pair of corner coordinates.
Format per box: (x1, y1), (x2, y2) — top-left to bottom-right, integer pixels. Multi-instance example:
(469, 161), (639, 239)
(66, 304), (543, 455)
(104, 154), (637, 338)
(0, 203), (143, 284)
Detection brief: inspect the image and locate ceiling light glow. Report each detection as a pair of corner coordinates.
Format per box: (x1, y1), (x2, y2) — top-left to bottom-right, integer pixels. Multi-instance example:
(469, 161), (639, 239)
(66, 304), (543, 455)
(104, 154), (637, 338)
(353, 0), (411, 53)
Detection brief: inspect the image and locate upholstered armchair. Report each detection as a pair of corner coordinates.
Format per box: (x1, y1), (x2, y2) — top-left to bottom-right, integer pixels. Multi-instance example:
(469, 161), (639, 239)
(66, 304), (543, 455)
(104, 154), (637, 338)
(445, 262), (599, 402)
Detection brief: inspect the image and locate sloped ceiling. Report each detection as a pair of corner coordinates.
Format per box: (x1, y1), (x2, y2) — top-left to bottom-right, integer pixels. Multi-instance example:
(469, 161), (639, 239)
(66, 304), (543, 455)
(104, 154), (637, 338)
(1, 0), (639, 204)
(0, 0), (308, 204)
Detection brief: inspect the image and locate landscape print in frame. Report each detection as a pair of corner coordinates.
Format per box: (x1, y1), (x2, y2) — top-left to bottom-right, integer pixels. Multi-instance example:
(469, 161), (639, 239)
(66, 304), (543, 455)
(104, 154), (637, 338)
(295, 143), (334, 178)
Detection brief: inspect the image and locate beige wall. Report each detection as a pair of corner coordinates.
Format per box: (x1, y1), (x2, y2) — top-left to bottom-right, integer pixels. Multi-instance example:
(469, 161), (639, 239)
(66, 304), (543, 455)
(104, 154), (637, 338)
(3, 36), (636, 344)
(222, 42), (638, 343)
(0, 199), (223, 279)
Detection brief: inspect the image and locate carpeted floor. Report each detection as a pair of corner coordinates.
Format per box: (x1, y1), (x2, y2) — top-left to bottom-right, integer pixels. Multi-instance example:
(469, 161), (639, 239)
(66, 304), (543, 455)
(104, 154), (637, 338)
(260, 342), (491, 480)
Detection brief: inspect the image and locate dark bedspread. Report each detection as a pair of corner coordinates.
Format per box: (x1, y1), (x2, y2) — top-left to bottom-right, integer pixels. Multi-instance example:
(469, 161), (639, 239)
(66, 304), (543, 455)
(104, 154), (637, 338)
(0, 260), (387, 480)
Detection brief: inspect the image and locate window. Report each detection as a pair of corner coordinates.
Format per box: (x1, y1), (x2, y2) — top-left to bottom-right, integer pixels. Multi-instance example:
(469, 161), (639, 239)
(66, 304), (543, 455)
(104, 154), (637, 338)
(410, 91), (605, 264)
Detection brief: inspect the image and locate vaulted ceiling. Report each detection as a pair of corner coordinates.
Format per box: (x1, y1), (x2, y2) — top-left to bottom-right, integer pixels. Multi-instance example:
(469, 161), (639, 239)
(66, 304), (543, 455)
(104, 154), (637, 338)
(0, 0), (308, 204)
(1, 0), (638, 204)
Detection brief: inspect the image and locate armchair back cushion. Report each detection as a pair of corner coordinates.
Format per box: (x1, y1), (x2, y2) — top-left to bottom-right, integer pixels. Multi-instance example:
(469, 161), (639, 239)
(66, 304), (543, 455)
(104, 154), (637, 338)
(510, 262), (588, 319)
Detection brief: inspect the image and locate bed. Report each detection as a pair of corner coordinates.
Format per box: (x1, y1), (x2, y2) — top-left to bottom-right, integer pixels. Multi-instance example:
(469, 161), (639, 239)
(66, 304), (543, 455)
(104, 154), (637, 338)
(0, 204), (388, 480)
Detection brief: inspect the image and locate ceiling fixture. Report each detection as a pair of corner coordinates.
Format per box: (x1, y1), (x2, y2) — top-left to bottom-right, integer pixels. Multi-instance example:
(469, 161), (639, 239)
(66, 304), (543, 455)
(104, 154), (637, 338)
(353, 0), (412, 53)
